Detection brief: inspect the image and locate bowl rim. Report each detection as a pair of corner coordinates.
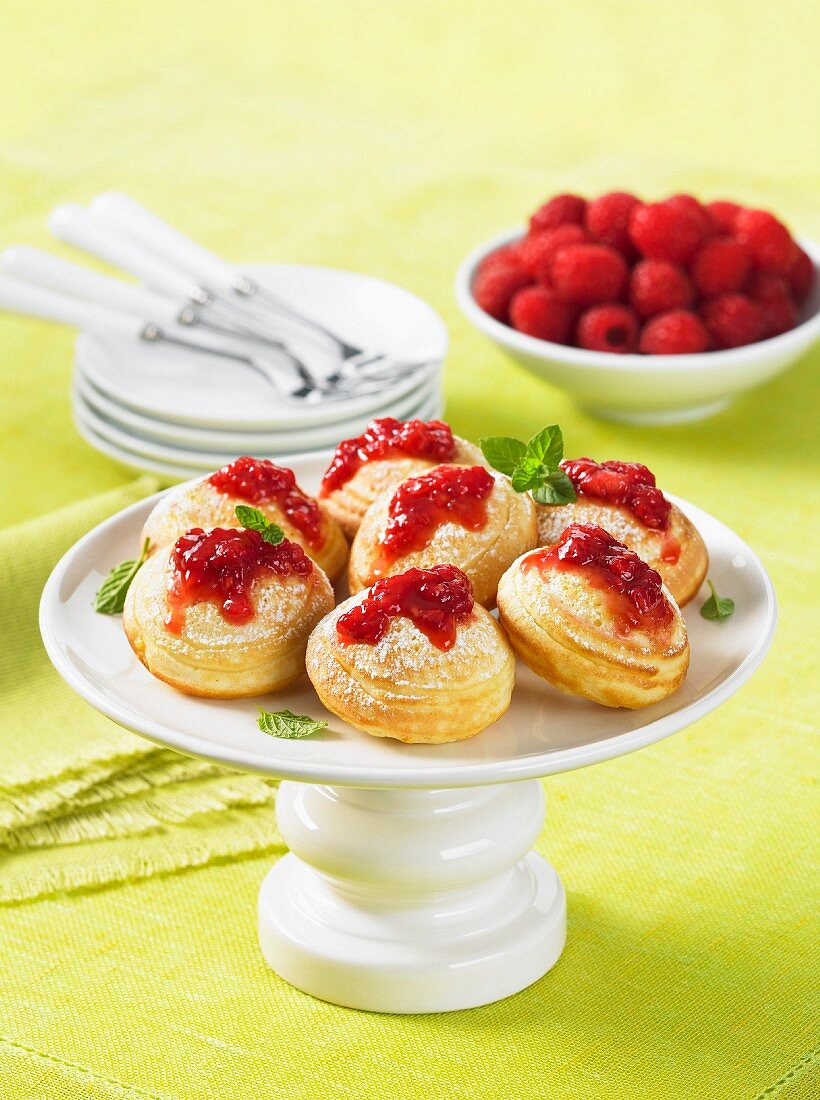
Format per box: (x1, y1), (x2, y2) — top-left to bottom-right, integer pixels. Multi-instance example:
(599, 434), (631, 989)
(455, 226), (820, 371)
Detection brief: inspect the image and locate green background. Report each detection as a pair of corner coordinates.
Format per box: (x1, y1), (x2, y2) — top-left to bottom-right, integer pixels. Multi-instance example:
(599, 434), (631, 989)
(1, 2), (817, 1097)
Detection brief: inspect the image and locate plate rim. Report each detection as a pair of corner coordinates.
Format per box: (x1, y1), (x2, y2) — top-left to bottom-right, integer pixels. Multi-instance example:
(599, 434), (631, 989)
(72, 385), (443, 468)
(73, 368), (442, 450)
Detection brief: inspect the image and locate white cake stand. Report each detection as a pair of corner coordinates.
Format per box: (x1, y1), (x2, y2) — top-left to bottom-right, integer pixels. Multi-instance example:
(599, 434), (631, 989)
(40, 470), (776, 1014)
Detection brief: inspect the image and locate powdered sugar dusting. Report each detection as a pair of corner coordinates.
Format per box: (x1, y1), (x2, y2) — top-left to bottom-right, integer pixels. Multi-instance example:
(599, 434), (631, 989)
(512, 551), (687, 659)
(135, 548), (331, 659)
(350, 469), (537, 607)
(311, 590), (511, 691)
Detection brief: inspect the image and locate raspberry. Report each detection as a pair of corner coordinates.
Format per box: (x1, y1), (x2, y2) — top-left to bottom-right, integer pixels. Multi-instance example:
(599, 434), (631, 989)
(629, 201), (705, 264)
(549, 244), (628, 306)
(509, 285), (576, 343)
(758, 294), (797, 338)
(629, 259), (694, 318)
(745, 270), (790, 303)
(576, 304), (639, 353)
(734, 209), (795, 273)
(478, 242), (526, 275)
(584, 192), (640, 255)
(701, 293), (763, 348)
(638, 310), (710, 355)
(691, 238), (751, 296)
(666, 194), (716, 238)
(529, 193), (586, 234)
(706, 200), (742, 234)
(519, 224), (588, 281)
(744, 273), (797, 337)
(787, 246), (814, 305)
(473, 265), (532, 321)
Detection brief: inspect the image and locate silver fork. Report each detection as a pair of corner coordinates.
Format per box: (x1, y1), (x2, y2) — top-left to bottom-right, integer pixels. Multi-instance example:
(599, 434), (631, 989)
(0, 247), (325, 399)
(88, 193), (403, 374)
(0, 266), (434, 403)
(140, 325), (436, 401)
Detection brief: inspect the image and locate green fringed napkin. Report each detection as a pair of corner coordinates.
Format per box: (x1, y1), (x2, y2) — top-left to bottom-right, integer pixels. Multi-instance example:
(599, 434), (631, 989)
(0, 480), (281, 904)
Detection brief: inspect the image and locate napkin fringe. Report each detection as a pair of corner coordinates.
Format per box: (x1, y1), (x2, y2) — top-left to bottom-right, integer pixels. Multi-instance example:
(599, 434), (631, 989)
(0, 752), (225, 842)
(0, 806), (282, 905)
(0, 750), (164, 838)
(3, 773), (276, 850)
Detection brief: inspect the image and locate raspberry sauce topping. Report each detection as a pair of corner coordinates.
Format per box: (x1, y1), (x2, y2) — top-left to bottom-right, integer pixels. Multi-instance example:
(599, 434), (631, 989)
(208, 456), (323, 549)
(373, 465), (494, 573)
(320, 418), (456, 496)
(336, 564), (474, 651)
(561, 456), (672, 531)
(523, 523), (672, 630)
(165, 527), (313, 635)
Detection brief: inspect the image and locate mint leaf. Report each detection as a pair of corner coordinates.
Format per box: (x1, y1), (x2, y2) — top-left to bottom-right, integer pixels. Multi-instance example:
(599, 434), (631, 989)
(511, 453), (545, 493)
(516, 425), (574, 502)
(700, 580), (735, 622)
(480, 423), (574, 506)
(479, 436), (527, 476)
(235, 505), (284, 545)
(531, 469), (577, 505)
(526, 425), (564, 471)
(257, 709), (328, 739)
(94, 538), (150, 615)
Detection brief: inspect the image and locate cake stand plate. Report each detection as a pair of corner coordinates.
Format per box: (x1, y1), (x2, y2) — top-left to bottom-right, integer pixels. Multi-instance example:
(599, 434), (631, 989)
(40, 471), (776, 1013)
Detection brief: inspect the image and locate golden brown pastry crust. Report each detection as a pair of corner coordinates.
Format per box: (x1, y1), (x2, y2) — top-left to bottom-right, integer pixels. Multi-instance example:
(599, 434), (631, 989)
(497, 550), (689, 709)
(319, 436), (485, 539)
(536, 500), (708, 607)
(142, 479), (348, 583)
(305, 593), (515, 743)
(347, 468), (538, 608)
(124, 550), (334, 699)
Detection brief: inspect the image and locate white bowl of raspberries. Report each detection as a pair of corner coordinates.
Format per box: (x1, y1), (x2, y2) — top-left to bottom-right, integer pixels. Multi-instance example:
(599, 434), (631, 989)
(455, 191), (819, 424)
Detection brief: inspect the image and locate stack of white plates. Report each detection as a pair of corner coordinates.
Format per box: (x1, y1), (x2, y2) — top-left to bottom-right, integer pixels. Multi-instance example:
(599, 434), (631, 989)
(70, 265), (447, 478)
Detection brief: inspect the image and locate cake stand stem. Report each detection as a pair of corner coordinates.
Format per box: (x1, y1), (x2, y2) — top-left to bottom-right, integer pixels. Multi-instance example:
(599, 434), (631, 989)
(258, 780), (566, 1013)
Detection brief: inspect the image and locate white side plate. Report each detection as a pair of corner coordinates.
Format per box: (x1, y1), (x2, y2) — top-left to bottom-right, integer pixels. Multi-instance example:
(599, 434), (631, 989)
(75, 263), (448, 429)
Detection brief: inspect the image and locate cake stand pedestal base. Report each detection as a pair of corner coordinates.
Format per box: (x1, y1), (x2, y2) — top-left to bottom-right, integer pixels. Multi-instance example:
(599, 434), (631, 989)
(258, 780), (566, 1013)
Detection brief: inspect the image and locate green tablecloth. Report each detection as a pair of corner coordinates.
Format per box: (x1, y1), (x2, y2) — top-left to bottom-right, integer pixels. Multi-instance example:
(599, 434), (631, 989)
(1, 3), (818, 1097)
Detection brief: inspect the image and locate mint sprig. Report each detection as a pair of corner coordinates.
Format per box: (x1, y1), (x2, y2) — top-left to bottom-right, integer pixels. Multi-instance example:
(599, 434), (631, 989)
(94, 538), (150, 614)
(480, 425), (576, 505)
(258, 709), (327, 739)
(235, 505), (284, 545)
(700, 580), (735, 622)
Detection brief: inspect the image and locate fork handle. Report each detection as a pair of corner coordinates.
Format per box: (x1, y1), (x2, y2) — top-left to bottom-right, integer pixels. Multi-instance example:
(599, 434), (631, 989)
(89, 192), (244, 293)
(49, 204), (206, 302)
(0, 272), (144, 338)
(0, 269), (255, 360)
(1, 246), (180, 325)
(88, 193), (366, 357)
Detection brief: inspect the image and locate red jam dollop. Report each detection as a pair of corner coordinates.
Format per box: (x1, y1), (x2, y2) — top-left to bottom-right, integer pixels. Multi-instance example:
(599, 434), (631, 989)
(373, 465), (494, 573)
(320, 418), (456, 496)
(561, 457), (671, 531)
(336, 564), (474, 651)
(208, 456), (323, 549)
(165, 527), (313, 634)
(522, 523), (672, 631)
(561, 456), (679, 564)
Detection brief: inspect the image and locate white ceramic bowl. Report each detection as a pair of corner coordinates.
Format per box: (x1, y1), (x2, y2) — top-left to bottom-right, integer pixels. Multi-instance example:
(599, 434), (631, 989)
(456, 228), (820, 425)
